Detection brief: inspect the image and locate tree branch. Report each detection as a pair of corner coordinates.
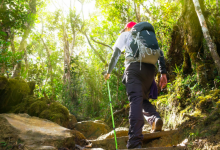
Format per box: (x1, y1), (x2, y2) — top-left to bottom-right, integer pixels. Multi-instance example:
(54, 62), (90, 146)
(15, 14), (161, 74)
(140, 3), (152, 16)
(83, 32), (107, 65)
(91, 37), (113, 51)
(140, 3), (155, 21)
(83, 32), (121, 78)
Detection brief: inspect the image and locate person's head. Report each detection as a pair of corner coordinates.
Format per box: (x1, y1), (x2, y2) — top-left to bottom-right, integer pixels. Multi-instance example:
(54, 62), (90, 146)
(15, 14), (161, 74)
(120, 21), (136, 33)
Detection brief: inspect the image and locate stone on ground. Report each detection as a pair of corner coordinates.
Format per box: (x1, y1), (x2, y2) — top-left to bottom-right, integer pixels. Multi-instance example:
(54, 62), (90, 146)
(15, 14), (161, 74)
(0, 76), (75, 129)
(74, 120), (110, 139)
(0, 113), (86, 150)
(97, 127), (129, 140)
(67, 113), (77, 129)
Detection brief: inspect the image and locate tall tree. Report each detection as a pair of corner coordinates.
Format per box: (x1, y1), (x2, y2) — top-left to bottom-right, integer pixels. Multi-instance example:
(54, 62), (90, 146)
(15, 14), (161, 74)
(12, 0), (37, 78)
(193, 0), (220, 75)
(41, 38), (54, 97)
(133, 1), (141, 22)
(63, 24), (71, 84)
(217, 0), (219, 15)
(0, 0), (36, 76)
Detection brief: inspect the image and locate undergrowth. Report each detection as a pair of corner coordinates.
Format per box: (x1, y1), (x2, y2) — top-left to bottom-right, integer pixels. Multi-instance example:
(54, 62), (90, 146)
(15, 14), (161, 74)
(150, 71), (220, 149)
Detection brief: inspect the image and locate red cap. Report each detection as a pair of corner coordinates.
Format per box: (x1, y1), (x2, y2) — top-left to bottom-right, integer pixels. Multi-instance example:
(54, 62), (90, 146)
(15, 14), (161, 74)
(120, 21), (136, 33)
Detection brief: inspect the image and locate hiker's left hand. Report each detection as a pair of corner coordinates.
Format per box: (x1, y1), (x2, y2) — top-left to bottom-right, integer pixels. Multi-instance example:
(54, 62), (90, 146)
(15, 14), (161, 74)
(104, 73), (110, 81)
(159, 74), (167, 89)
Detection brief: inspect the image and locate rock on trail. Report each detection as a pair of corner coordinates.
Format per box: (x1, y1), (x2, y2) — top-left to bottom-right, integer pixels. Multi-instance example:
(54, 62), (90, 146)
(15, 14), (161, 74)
(0, 113), (85, 150)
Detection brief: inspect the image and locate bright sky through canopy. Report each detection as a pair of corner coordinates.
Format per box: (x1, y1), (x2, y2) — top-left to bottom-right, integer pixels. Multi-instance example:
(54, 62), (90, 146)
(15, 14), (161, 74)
(47, 0), (96, 19)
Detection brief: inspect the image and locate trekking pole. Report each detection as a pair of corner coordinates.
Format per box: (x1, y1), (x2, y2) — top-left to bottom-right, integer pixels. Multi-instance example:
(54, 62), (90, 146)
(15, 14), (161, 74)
(107, 80), (118, 150)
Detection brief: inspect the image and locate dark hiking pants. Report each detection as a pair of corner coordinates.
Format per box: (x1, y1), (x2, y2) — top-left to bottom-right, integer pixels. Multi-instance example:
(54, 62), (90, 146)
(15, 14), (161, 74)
(125, 62), (161, 149)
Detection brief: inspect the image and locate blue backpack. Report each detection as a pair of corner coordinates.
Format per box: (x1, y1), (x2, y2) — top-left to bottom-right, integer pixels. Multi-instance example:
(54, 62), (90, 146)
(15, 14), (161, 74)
(129, 22), (161, 65)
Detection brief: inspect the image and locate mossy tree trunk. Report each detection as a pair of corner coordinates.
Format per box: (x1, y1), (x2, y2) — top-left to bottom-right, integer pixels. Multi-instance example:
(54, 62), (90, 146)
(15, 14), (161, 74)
(167, 0), (211, 86)
(192, 0), (220, 76)
(166, 25), (185, 75)
(0, 29), (9, 76)
(0, 2), (11, 76)
(183, 0), (208, 86)
(12, 0), (36, 78)
(182, 51), (192, 74)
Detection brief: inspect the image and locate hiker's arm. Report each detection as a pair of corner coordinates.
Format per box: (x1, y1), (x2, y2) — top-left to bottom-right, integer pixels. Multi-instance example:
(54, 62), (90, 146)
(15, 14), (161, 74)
(158, 50), (167, 74)
(158, 50), (167, 89)
(106, 33), (127, 76)
(107, 47), (121, 74)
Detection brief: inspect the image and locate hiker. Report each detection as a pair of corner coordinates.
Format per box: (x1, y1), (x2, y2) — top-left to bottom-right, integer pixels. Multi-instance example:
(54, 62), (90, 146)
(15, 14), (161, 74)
(104, 21), (167, 149)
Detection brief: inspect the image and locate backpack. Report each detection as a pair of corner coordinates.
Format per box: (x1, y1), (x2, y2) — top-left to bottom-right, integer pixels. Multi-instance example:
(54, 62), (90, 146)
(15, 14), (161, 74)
(129, 22), (161, 65)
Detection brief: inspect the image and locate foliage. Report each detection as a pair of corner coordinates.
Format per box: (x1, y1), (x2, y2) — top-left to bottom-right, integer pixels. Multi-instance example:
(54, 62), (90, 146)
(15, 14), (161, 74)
(0, 0), (32, 33)
(1, 0), (220, 124)
(0, 47), (24, 76)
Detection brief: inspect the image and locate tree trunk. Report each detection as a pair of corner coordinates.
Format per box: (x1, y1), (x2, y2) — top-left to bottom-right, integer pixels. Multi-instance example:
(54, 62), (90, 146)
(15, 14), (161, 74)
(166, 0), (209, 86)
(69, 5), (76, 57)
(70, 32), (76, 56)
(41, 38), (54, 97)
(24, 46), (28, 72)
(127, 0), (130, 22)
(217, 0), (219, 15)
(193, 0), (220, 75)
(134, 1), (141, 22)
(63, 25), (71, 84)
(9, 30), (15, 53)
(9, 29), (16, 70)
(0, 30), (9, 76)
(12, 28), (30, 78)
(12, 0), (36, 78)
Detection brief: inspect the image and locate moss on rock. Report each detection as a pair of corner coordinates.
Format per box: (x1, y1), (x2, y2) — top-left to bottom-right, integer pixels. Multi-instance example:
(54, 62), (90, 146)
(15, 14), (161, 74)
(12, 95), (37, 114)
(28, 81), (36, 95)
(74, 120), (110, 139)
(68, 114), (77, 129)
(0, 77), (30, 113)
(0, 76), (73, 128)
(28, 100), (48, 116)
(49, 102), (69, 117)
(0, 76), (8, 90)
(203, 108), (220, 126)
(39, 102), (70, 127)
(196, 89), (220, 113)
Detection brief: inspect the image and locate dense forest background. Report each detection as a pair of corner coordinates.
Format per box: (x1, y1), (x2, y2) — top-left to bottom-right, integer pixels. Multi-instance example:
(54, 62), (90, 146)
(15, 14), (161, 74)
(0, 0), (220, 122)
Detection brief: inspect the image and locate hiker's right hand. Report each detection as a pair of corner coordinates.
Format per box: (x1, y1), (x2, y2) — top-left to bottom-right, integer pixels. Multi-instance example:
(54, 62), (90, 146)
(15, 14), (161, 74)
(104, 74), (110, 81)
(159, 74), (167, 89)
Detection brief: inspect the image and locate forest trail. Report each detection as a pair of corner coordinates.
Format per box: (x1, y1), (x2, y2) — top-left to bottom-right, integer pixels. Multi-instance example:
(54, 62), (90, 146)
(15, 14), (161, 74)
(1, 76), (220, 149)
(0, 113), (187, 150)
(88, 130), (186, 150)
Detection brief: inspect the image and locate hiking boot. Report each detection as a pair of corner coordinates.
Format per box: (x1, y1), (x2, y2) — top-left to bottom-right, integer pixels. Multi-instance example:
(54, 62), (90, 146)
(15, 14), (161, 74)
(135, 144), (142, 148)
(151, 118), (163, 133)
(128, 144), (142, 149)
